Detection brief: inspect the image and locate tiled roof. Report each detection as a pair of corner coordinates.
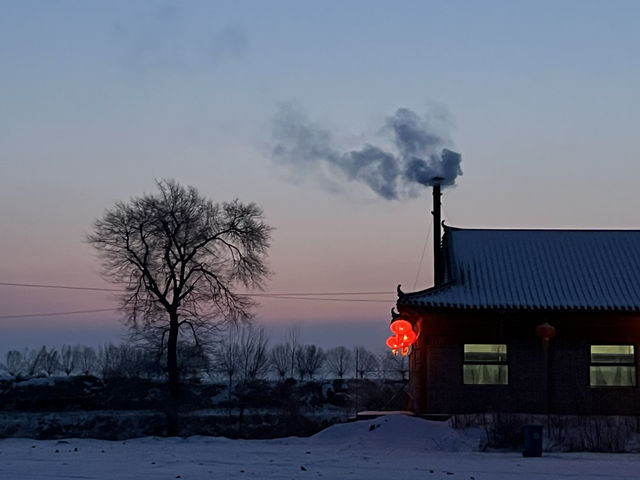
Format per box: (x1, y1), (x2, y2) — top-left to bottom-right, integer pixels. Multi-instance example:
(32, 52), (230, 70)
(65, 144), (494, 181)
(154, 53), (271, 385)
(398, 226), (640, 312)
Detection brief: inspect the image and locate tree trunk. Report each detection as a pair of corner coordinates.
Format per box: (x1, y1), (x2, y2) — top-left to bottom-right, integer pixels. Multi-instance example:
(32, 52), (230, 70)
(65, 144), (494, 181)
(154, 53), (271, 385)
(166, 313), (180, 436)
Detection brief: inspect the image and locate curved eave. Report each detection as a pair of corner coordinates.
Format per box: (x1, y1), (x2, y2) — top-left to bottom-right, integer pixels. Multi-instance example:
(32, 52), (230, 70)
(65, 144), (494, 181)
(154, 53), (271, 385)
(395, 299), (640, 314)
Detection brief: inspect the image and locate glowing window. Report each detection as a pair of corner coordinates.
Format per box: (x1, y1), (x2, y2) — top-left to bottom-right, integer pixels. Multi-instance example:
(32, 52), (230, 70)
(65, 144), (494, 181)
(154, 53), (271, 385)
(590, 345), (636, 387)
(463, 344), (508, 385)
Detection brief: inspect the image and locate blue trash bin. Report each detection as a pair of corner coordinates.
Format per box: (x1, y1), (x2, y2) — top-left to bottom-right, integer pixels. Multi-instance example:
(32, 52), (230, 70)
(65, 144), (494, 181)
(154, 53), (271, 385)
(522, 424), (543, 457)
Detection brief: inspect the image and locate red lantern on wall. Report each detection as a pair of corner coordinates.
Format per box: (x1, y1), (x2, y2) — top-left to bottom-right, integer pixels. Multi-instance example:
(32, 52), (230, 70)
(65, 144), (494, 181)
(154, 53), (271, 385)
(536, 322), (556, 350)
(386, 319), (417, 356)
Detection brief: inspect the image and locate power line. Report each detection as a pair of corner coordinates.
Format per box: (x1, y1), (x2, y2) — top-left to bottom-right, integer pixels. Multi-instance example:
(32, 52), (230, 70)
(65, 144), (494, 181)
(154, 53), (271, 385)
(255, 295), (392, 303)
(442, 205), (454, 225)
(413, 217), (433, 290)
(0, 308), (116, 320)
(0, 295), (390, 320)
(0, 281), (397, 320)
(0, 281), (394, 297)
(0, 282), (119, 292)
(251, 291), (394, 297)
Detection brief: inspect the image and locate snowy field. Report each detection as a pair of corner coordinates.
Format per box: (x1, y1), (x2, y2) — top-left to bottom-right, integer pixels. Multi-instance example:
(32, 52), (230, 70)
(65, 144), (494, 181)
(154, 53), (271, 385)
(1, 414), (639, 479)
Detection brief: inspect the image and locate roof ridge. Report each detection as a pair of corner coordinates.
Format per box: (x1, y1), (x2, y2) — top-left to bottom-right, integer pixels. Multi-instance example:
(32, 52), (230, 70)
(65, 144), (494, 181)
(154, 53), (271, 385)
(446, 226), (640, 233)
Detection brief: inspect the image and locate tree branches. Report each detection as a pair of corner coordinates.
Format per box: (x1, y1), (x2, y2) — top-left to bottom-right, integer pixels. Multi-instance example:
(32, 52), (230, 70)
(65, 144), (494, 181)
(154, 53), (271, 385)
(87, 179), (272, 336)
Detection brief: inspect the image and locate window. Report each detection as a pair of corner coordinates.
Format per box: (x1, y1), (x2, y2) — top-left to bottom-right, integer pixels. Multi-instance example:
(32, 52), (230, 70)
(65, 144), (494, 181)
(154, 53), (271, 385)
(590, 345), (636, 387)
(463, 344), (508, 385)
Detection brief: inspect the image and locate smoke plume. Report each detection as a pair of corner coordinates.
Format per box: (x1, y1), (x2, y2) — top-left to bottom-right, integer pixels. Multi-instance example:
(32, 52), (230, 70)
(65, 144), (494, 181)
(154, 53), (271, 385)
(271, 105), (462, 200)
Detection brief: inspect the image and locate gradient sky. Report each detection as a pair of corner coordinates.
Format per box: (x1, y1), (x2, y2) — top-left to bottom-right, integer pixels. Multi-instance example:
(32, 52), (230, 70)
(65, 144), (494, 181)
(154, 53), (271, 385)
(2, 0), (640, 354)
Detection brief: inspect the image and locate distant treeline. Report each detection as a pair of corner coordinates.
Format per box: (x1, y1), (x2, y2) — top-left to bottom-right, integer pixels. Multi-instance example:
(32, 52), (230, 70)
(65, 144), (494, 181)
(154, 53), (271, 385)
(0, 325), (408, 383)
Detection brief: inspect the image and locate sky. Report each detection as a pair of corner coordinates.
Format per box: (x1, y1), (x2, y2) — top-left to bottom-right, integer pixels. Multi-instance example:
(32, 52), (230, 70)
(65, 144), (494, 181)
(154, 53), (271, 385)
(2, 0), (640, 354)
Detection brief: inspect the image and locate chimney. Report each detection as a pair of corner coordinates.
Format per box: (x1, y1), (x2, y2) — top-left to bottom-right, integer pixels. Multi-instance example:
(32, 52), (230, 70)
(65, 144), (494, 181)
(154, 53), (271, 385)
(432, 178), (444, 285)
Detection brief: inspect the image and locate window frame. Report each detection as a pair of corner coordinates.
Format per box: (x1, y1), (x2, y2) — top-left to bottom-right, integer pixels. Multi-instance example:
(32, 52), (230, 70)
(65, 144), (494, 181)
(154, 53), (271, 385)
(462, 343), (509, 386)
(589, 344), (637, 388)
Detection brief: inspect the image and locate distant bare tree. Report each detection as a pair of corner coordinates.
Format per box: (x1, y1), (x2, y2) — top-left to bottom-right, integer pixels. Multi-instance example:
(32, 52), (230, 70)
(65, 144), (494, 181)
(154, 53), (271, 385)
(88, 180), (272, 435)
(238, 324), (270, 382)
(354, 347), (379, 379)
(215, 333), (241, 392)
(116, 344), (145, 378)
(269, 344), (290, 380)
(60, 345), (77, 376)
(24, 347), (45, 378)
(305, 345), (325, 379)
(325, 346), (353, 379)
(295, 345), (325, 380)
(95, 343), (159, 379)
(40, 347), (60, 376)
(380, 351), (409, 382)
(76, 346), (98, 376)
(285, 325), (300, 379)
(4, 350), (24, 378)
(98, 344), (121, 378)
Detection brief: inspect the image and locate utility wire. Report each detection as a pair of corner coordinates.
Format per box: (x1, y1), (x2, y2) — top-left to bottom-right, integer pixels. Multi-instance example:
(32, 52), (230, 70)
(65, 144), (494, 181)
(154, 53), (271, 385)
(411, 203), (454, 290)
(0, 282), (393, 297)
(412, 218), (433, 290)
(0, 282), (119, 292)
(251, 291), (393, 297)
(0, 296), (390, 320)
(0, 308), (116, 320)
(254, 295), (392, 303)
(0, 281), (397, 320)
(442, 205), (454, 225)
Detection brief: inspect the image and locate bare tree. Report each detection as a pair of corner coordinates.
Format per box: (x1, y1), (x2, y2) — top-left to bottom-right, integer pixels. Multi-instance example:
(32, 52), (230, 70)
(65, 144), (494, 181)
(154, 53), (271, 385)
(380, 351), (409, 382)
(24, 347), (45, 378)
(76, 346), (98, 376)
(305, 345), (325, 379)
(295, 345), (325, 380)
(96, 342), (166, 379)
(60, 345), (77, 376)
(238, 324), (270, 382)
(41, 347), (60, 376)
(285, 325), (300, 379)
(354, 347), (379, 379)
(116, 344), (147, 378)
(88, 180), (272, 435)
(269, 344), (290, 380)
(215, 332), (241, 393)
(325, 346), (353, 379)
(98, 344), (121, 378)
(4, 350), (24, 378)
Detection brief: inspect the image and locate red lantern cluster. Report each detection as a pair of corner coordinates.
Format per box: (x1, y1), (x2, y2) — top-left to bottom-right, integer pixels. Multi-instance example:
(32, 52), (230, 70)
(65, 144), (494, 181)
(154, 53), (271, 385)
(386, 319), (417, 356)
(536, 322), (556, 340)
(536, 322), (556, 350)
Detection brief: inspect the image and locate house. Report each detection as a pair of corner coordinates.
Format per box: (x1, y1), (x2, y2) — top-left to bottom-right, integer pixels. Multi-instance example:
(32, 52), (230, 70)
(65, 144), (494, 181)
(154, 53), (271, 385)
(395, 223), (640, 416)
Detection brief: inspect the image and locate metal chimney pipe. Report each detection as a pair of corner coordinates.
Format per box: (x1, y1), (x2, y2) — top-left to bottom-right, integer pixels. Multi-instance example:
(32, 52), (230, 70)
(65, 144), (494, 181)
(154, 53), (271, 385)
(432, 178), (444, 285)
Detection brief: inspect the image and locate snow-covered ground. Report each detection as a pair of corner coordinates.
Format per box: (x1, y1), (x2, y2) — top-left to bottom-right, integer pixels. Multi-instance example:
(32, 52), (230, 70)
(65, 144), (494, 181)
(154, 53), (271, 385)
(1, 414), (639, 479)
